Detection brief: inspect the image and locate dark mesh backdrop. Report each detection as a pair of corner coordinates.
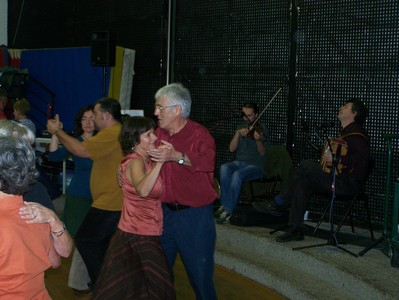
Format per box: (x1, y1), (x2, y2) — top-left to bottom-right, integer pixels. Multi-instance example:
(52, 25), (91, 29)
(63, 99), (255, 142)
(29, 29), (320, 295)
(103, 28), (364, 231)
(7, 0), (399, 225)
(174, 0), (291, 176)
(174, 0), (399, 223)
(295, 0), (399, 221)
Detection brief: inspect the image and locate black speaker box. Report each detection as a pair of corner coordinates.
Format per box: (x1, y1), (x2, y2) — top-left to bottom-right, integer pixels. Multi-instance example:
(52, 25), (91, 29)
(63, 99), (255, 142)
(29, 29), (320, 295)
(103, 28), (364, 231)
(91, 31), (116, 67)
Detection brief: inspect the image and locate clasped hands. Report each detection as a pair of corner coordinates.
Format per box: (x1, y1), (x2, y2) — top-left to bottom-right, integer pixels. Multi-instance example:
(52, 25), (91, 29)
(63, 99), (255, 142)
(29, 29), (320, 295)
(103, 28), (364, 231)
(47, 114), (63, 134)
(147, 140), (178, 163)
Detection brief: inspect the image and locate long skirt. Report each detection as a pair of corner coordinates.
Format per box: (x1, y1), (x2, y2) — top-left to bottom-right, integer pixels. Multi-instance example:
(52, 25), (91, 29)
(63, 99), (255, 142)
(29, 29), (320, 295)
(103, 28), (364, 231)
(92, 229), (176, 300)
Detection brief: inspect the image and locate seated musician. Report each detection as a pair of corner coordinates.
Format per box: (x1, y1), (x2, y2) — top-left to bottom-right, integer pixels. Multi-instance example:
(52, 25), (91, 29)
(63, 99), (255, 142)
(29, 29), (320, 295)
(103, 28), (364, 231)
(261, 98), (369, 242)
(215, 102), (269, 224)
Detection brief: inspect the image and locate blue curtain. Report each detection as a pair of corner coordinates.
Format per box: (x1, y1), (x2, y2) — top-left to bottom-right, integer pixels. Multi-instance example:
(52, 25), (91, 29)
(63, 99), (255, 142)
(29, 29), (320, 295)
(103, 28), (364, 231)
(20, 47), (110, 134)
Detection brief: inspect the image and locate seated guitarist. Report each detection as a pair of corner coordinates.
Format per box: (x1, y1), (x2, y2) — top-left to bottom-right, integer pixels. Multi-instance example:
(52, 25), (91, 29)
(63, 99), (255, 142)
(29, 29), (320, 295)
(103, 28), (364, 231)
(262, 98), (369, 242)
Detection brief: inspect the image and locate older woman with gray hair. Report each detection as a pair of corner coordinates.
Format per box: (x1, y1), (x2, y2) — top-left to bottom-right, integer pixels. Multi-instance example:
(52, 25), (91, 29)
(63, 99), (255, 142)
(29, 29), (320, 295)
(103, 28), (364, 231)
(0, 120), (54, 210)
(0, 120), (73, 258)
(0, 136), (60, 299)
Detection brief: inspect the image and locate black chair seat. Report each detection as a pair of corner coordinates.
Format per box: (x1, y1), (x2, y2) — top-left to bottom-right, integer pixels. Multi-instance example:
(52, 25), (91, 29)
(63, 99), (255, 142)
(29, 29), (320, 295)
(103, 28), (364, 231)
(247, 144), (293, 202)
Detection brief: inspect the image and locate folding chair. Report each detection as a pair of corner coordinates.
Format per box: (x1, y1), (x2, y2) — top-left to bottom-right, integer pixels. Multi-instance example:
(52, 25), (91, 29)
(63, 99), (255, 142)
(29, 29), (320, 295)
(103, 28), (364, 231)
(312, 159), (375, 240)
(247, 144), (293, 201)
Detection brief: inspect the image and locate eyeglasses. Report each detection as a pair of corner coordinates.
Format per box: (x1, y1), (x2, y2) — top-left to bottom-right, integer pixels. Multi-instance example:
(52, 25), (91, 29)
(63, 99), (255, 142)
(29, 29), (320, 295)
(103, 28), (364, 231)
(154, 104), (177, 111)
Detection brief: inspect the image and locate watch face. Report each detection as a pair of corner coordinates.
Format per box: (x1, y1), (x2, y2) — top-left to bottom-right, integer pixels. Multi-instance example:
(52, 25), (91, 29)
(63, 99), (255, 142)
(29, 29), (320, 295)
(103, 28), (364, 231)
(178, 159), (184, 165)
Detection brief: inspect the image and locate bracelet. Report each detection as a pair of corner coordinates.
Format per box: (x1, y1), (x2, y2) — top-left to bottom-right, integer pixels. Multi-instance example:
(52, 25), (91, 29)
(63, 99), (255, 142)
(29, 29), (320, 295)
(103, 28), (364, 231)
(51, 222), (66, 237)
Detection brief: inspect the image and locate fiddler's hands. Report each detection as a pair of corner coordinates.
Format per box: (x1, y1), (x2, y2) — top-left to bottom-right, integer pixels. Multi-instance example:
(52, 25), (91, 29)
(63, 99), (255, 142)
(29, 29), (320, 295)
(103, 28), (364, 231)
(19, 201), (57, 224)
(47, 114), (63, 135)
(147, 140), (175, 163)
(252, 130), (262, 141)
(237, 128), (249, 137)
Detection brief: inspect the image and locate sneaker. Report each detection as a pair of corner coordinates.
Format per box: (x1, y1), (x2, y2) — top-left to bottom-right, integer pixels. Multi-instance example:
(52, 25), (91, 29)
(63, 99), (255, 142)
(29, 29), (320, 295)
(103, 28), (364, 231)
(72, 288), (92, 297)
(214, 205), (225, 218)
(275, 228), (304, 243)
(216, 210), (232, 224)
(252, 200), (288, 214)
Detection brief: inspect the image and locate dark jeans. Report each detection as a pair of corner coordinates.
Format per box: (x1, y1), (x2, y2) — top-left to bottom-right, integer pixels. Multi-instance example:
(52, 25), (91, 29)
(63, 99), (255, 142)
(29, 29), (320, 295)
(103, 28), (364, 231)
(283, 160), (361, 228)
(161, 203), (217, 300)
(219, 160), (264, 213)
(75, 207), (121, 286)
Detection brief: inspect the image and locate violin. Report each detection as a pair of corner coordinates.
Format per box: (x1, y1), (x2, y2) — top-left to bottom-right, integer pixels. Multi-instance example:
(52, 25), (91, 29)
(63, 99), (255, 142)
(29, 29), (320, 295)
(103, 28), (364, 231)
(247, 87), (282, 139)
(320, 137), (348, 174)
(247, 122), (263, 139)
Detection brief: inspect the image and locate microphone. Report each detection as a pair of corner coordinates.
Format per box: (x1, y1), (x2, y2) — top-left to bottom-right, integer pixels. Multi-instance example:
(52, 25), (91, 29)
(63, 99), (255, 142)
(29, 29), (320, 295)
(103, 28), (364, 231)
(316, 121), (335, 129)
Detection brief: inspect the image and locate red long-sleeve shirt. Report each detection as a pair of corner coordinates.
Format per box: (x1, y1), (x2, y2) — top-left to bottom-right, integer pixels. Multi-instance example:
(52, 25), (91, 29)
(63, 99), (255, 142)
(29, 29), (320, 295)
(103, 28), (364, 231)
(156, 119), (217, 207)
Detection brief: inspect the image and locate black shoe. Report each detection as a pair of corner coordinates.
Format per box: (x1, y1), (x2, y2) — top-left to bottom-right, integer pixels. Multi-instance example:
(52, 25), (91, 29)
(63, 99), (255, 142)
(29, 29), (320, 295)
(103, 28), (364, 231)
(275, 228), (304, 243)
(253, 200), (287, 214)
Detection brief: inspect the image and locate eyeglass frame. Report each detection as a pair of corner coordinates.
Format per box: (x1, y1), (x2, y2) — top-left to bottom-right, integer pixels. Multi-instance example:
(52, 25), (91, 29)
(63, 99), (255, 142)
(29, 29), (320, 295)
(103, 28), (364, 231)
(154, 104), (177, 111)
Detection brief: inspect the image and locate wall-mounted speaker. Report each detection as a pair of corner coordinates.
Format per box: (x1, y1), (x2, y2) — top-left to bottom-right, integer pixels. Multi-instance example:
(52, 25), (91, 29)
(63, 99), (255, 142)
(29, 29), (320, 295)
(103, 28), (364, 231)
(91, 31), (116, 67)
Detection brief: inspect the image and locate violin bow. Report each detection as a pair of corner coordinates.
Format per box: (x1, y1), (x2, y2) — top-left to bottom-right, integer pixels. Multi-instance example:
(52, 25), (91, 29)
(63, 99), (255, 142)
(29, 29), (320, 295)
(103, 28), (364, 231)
(248, 87), (282, 131)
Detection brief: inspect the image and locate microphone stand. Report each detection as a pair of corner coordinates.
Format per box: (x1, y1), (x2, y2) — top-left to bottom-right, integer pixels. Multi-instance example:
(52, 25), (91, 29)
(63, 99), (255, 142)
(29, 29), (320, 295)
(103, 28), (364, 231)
(306, 127), (322, 153)
(292, 132), (358, 257)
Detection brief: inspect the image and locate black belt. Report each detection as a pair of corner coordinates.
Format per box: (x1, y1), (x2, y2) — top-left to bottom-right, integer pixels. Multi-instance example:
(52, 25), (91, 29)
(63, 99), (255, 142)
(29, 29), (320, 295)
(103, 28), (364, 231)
(165, 203), (191, 211)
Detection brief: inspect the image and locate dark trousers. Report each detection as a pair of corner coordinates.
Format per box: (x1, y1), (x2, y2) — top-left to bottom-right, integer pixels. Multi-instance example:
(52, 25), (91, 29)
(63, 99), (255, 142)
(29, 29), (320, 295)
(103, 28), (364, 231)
(161, 203), (217, 300)
(75, 207), (121, 286)
(283, 160), (361, 228)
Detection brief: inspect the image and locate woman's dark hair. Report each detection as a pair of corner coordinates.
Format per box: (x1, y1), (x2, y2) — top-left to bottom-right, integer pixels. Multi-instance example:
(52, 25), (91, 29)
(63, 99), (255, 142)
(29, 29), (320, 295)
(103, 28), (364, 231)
(0, 136), (38, 195)
(72, 105), (96, 137)
(346, 98), (369, 125)
(242, 102), (259, 114)
(119, 116), (156, 156)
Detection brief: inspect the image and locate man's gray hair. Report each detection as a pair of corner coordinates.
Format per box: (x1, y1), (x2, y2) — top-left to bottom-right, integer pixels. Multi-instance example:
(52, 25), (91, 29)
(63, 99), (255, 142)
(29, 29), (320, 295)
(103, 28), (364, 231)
(155, 83), (192, 118)
(0, 136), (38, 195)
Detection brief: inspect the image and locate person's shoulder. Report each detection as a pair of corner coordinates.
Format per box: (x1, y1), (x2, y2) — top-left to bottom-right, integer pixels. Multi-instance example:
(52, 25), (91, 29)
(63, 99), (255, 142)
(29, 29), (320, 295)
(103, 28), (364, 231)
(342, 123), (369, 141)
(188, 119), (211, 133)
(96, 123), (121, 136)
(347, 122), (368, 135)
(107, 122), (122, 130)
(23, 182), (56, 211)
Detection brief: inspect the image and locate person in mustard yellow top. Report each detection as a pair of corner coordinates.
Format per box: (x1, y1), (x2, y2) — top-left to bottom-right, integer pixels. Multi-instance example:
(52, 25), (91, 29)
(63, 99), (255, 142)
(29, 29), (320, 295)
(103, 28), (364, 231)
(47, 97), (123, 289)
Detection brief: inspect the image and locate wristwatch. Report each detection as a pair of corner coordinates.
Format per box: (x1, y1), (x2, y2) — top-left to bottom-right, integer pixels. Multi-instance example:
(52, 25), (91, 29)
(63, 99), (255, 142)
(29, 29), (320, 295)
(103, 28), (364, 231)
(178, 153), (185, 165)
